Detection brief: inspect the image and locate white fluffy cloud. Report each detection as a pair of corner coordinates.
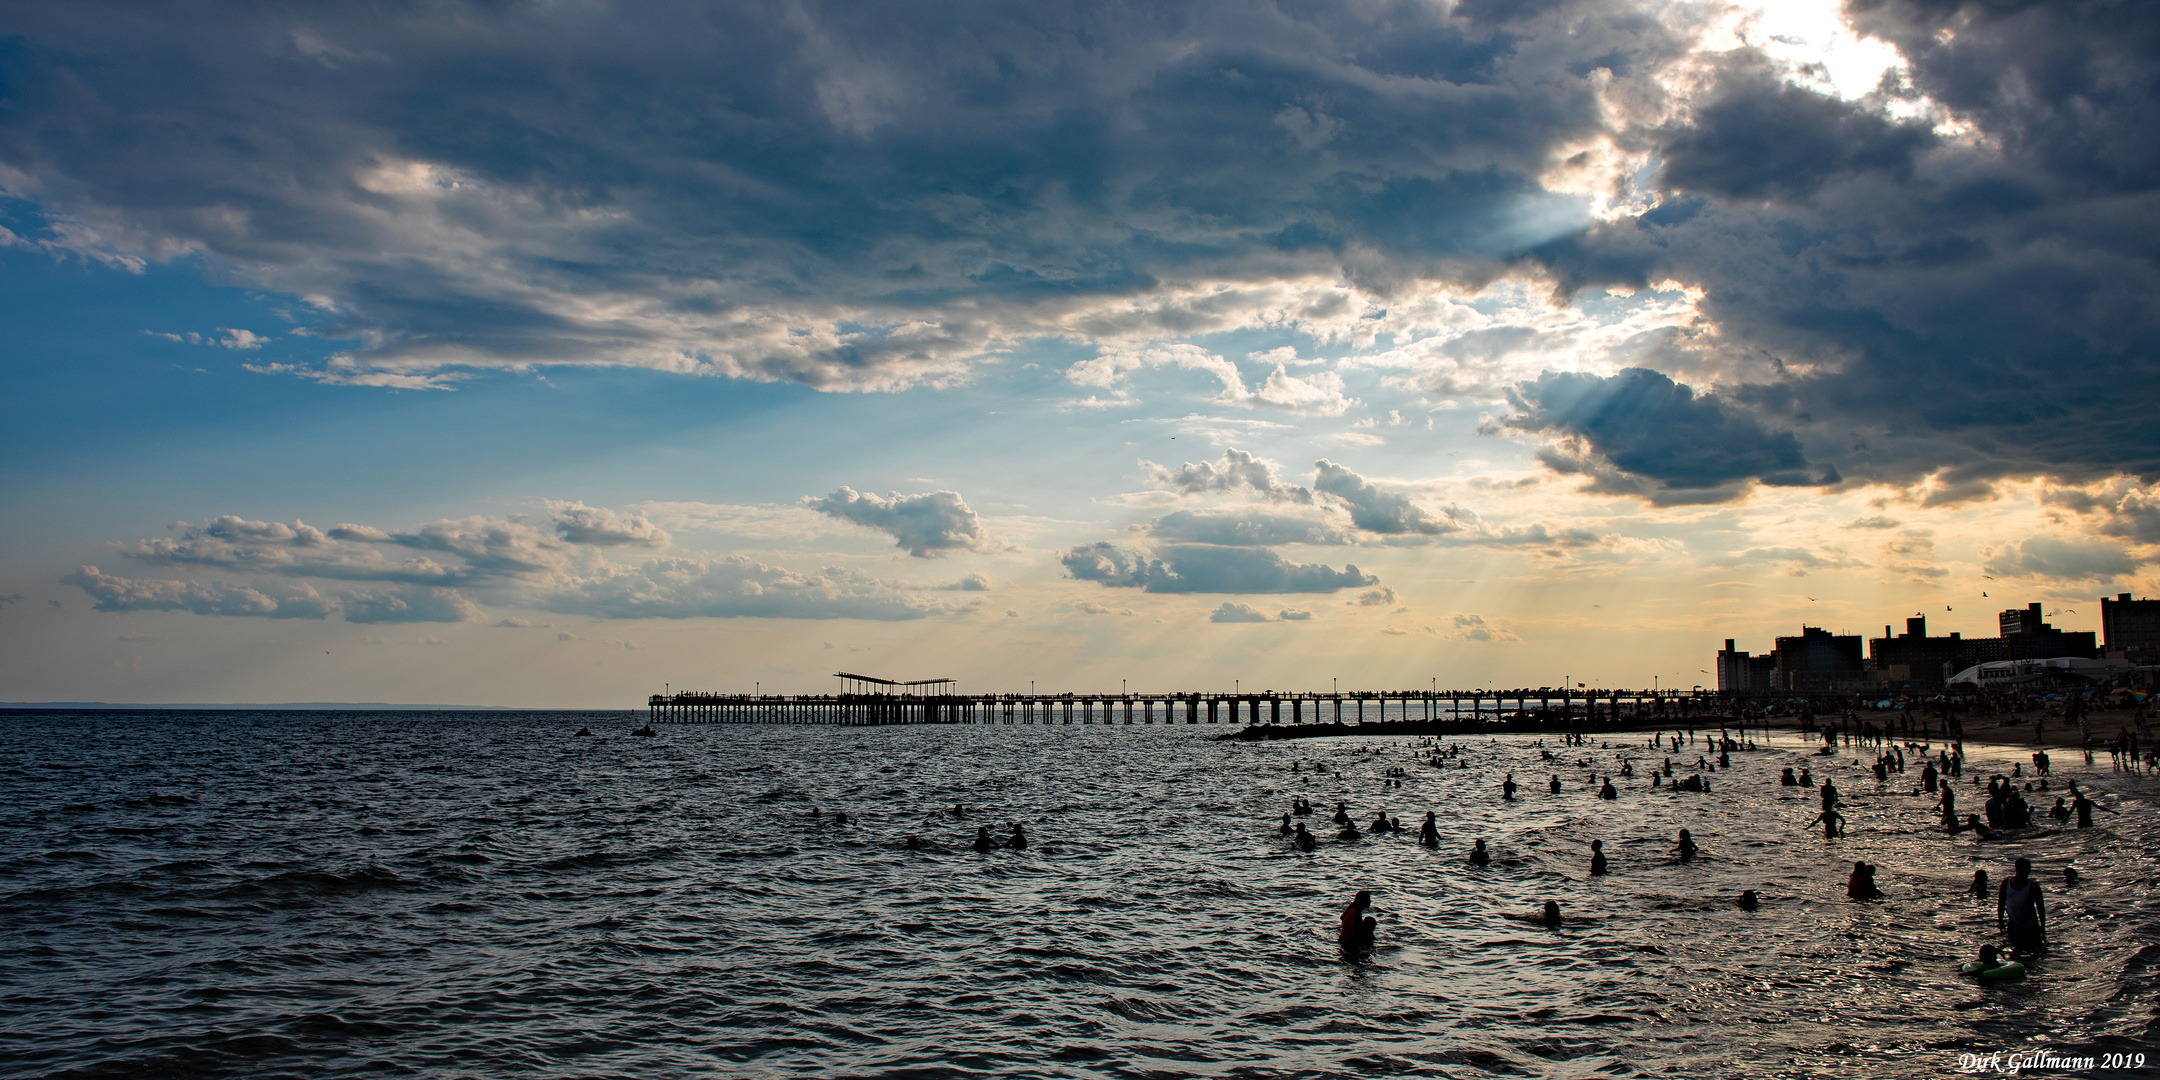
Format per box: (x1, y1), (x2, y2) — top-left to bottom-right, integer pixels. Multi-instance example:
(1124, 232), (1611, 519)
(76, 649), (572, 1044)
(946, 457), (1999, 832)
(804, 487), (989, 556)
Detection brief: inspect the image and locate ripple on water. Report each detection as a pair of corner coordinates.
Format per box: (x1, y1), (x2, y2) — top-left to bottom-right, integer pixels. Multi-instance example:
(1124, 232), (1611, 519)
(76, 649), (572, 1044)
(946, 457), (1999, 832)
(0, 712), (2156, 1078)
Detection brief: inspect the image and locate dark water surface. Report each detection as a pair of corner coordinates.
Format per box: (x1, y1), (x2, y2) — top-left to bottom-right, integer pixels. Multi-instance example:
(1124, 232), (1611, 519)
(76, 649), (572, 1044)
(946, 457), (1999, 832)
(1, 712), (2155, 1078)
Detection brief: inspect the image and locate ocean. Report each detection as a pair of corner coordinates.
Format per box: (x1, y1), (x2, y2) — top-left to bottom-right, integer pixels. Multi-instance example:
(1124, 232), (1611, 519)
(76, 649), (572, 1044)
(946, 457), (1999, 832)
(1, 711), (2153, 1078)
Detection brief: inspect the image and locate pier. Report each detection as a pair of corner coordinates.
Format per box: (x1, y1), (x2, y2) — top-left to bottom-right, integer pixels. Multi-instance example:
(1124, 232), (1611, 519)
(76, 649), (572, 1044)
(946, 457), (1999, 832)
(647, 674), (1724, 728)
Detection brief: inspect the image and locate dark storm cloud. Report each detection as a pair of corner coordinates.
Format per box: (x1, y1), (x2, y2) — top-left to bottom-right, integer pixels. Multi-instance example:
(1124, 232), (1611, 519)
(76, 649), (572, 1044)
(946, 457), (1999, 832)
(1061, 541), (1375, 593)
(1529, 1), (2160, 492)
(1506, 368), (1834, 498)
(1657, 58), (1934, 201)
(0, 0), (1673, 386)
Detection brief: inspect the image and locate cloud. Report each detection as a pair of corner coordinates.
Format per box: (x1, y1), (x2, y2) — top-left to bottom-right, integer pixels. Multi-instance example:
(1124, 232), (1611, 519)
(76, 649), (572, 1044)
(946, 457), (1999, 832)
(1061, 542), (1376, 594)
(547, 501), (670, 548)
(1209, 602), (1273, 623)
(0, 0), (1685, 392)
(1355, 585), (1398, 606)
(1656, 57), (1933, 202)
(1525, 6), (2160, 490)
(61, 566), (333, 619)
(0, 592), (22, 609)
(217, 328), (267, 349)
(341, 587), (484, 624)
(542, 556), (958, 620)
(495, 617), (533, 628)
(804, 487), (988, 556)
(1141, 448), (1310, 502)
(1312, 460), (1457, 535)
(1506, 369), (1836, 500)
(1446, 613), (1519, 642)
(1075, 601), (1136, 615)
(940, 573), (994, 591)
(1277, 607), (1313, 620)
(1148, 509), (1344, 547)
(1983, 538), (2137, 582)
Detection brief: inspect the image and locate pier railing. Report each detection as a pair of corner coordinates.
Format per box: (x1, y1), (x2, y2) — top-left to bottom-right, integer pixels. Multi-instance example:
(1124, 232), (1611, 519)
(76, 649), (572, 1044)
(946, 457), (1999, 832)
(643, 688), (1722, 726)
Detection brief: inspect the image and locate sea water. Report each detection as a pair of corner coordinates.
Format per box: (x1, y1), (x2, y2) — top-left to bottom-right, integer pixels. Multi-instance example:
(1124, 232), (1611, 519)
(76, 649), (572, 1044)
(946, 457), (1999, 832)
(1, 712), (2154, 1078)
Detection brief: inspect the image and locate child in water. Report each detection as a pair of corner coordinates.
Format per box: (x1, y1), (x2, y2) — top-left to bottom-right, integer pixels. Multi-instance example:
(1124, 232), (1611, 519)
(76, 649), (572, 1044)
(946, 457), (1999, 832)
(1589, 839), (1608, 876)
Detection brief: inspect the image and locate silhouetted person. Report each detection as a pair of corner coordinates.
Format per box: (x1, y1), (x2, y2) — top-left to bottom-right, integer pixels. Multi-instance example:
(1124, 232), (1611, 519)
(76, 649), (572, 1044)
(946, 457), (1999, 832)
(1332, 801), (1352, 825)
(973, 826), (997, 853)
(1737, 889), (1760, 911)
(1502, 773), (1518, 801)
(1292, 823), (1316, 852)
(1676, 829), (1698, 863)
(1804, 806), (1845, 839)
(1968, 869), (1989, 899)
(1997, 857), (2047, 955)
(1418, 811), (1439, 848)
(1468, 838), (1490, 866)
(1846, 861), (1882, 901)
(1549, 775), (1561, 794)
(1599, 777), (1618, 800)
(1589, 839), (1608, 877)
(1006, 822), (1027, 850)
(1339, 890), (1374, 949)
(1507, 900), (1562, 928)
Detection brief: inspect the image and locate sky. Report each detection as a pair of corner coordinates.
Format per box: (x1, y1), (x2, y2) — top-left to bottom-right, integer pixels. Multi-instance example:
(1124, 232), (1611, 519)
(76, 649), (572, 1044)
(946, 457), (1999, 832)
(2, 0), (2157, 706)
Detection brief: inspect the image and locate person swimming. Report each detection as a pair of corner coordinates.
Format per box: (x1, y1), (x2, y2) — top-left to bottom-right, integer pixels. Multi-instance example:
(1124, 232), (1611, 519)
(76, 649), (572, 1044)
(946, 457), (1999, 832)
(1502, 773), (1518, 801)
(1846, 860), (1883, 901)
(902, 834), (925, 851)
(1468, 838), (1490, 866)
(1676, 829), (1698, 863)
(1339, 890), (1374, 949)
(1599, 777), (1618, 800)
(1589, 839), (1608, 877)
(1506, 900), (1562, 928)
(1338, 818), (1362, 841)
(1969, 869), (1989, 898)
(1780, 767), (1797, 786)
(1804, 805), (1846, 839)
(1549, 775), (1561, 795)
(973, 826), (997, 852)
(1737, 889), (1760, 911)
(1006, 822), (1027, 850)
(1292, 822), (1317, 852)
(1368, 811), (1391, 834)
(2063, 866), (2079, 887)
(1332, 802), (1352, 825)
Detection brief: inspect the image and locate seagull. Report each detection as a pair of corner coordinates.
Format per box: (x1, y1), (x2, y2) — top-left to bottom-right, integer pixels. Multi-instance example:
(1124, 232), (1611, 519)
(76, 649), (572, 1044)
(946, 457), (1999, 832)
(1806, 597), (1817, 602)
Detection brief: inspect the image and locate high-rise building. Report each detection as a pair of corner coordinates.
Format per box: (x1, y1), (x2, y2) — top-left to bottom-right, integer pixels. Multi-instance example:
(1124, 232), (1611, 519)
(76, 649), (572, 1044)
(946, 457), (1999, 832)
(1867, 615), (1964, 687)
(2100, 593), (2160, 659)
(1773, 626), (1864, 691)
(1715, 639), (1778, 692)
(1997, 602), (2097, 660)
